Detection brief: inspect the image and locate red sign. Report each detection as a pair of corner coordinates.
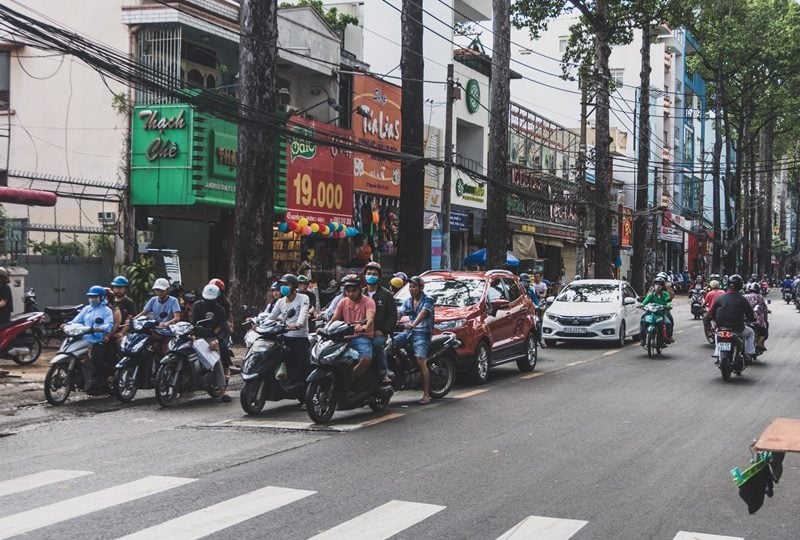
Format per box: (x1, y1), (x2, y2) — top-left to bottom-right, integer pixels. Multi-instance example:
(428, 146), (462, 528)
(285, 118), (354, 225)
(620, 207), (632, 247)
(351, 74), (402, 197)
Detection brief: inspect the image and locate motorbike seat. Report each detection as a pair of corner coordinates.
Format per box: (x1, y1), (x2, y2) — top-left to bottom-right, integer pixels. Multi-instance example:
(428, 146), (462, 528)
(45, 305), (83, 316)
(427, 334), (453, 357)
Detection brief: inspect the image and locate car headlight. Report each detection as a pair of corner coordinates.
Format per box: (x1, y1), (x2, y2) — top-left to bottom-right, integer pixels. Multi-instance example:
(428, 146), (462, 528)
(545, 312), (559, 321)
(594, 313), (616, 323)
(434, 319), (467, 331)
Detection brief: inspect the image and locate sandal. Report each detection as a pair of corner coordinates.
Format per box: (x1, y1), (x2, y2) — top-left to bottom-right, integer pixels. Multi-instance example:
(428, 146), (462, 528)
(418, 397), (431, 405)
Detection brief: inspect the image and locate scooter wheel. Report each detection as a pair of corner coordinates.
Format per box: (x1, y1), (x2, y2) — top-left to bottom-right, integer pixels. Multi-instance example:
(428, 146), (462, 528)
(306, 379), (336, 423)
(240, 379), (266, 415)
(12, 336), (42, 366)
(113, 366), (139, 403)
(44, 364), (72, 405)
(155, 364), (181, 407)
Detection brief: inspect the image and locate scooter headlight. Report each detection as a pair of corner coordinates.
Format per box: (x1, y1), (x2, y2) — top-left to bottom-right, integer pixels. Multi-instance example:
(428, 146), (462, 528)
(250, 340), (271, 353)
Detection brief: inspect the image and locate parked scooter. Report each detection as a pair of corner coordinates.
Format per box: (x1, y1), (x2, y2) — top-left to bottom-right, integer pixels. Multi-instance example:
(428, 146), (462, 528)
(24, 288), (83, 347)
(641, 304), (670, 358)
(239, 316), (305, 415)
(112, 316), (166, 402)
(44, 323), (110, 405)
(305, 321), (393, 424)
(153, 320), (223, 407)
(0, 311), (45, 365)
(716, 327), (746, 381)
(385, 330), (459, 399)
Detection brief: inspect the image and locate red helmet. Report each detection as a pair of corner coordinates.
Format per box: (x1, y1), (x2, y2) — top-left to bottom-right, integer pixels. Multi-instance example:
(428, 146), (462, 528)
(209, 278), (225, 292)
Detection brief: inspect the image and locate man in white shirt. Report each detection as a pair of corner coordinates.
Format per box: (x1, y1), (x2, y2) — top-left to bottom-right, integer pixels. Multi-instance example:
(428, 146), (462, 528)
(267, 274), (310, 386)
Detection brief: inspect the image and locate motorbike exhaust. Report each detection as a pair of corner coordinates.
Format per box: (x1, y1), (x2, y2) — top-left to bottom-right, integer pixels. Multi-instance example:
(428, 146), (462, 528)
(7, 346), (30, 357)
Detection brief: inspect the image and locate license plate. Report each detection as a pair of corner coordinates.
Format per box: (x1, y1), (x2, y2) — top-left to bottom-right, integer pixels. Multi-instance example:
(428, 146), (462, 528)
(563, 327), (587, 334)
(718, 342), (732, 351)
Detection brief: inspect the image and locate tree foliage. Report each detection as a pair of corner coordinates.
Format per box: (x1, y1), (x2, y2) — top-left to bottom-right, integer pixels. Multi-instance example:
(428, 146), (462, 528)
(279, 0), (358, 35)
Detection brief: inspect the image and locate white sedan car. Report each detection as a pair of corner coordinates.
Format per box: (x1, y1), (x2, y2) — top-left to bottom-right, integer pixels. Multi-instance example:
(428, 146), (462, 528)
(541, 279), (642, 347)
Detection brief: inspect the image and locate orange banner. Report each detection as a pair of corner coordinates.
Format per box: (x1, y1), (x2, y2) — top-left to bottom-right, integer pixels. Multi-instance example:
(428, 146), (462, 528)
(351, 74), (402, 197)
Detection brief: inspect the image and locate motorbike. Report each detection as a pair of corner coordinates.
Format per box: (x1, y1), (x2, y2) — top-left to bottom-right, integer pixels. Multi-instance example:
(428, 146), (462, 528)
(305, 321), (394, 424)
(716, 327), (746, 381)
(239, 316), (305, 415)
(24, 288), (83, 347)
(385, 330), (460, 399)
(44, 323), (110, 405)
(0, 311), (45, 365)
(112, 316), (166, 403)
(690, 289), (706, 320)
(153, 320), (223, 407)
(782, 288), (793, 304)
(641, 304), (669, 358)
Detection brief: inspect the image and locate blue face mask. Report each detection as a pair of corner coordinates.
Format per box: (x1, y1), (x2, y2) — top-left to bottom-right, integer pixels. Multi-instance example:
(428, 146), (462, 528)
(280, 286), (292, 297)
(365, 275), (379, 286)
(88, 297), (101, 307)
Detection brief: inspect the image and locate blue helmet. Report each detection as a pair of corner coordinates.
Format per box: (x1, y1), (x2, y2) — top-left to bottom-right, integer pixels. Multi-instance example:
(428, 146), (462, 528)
(110, 275), (129, 287)
(86, 285), (106, 298)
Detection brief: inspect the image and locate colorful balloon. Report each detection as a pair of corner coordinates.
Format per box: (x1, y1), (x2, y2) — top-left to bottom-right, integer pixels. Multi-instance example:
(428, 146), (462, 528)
(278, 222), (288, 233)
(302, 225), (312, 236)
(310, 223), (320, 233)
(321, 225), (330, 235)
(298, 217), (309, 228)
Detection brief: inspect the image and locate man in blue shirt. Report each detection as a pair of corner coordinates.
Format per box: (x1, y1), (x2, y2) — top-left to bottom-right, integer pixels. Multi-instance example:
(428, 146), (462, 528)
(398, 276), (434, 405)
(67, 285), (114, 391)
(136, 278), (182, 327)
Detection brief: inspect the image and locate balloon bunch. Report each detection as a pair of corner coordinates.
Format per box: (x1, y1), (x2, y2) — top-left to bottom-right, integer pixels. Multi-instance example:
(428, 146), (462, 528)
(278, 218), (359, 239)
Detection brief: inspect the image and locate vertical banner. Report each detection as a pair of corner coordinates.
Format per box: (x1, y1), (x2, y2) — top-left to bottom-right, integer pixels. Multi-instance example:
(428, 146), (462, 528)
(352, 74), (402, 197)
(431, 229), (442, 270)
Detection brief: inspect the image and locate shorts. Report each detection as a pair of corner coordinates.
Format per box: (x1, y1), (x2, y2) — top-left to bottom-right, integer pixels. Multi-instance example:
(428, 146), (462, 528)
(395, 331), (430, 359)
(348, 335), (373, 359)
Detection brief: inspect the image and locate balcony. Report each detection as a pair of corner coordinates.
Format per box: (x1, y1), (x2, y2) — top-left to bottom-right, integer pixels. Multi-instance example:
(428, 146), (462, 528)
(455, 154), (483, 173)
(454, 0), (492, 23)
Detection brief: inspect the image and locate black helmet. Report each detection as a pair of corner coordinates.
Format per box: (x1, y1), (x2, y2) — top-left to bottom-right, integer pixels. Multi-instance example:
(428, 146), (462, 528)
(364, 261), (382, 275)
(409, 275), (424, 287)
(729, 274), (744, 291)
(519, 273), (531, 282)
(279, 273), (299, 287)
(341, 274), (361, 289)
(746, 282), (761, 294)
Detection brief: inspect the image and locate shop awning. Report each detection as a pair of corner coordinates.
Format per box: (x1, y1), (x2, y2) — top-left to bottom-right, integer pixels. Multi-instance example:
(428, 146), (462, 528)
(537, 237), (564, 248)
(513, 234), (537, 259)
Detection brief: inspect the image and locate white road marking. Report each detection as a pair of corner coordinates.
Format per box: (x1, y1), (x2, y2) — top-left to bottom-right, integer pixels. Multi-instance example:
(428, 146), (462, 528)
(118, 486), (316, 540)
(496, 515), (588, 539)
(673, 532), (743, 540)
(308, 500), (445, 539)
(520, 372), (544, 380)
(0, 475), (196, 540)
(0, 469), (93, 498)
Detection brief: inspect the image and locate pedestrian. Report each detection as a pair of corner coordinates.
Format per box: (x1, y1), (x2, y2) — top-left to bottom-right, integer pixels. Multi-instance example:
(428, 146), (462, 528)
(398, 276), (434, 405)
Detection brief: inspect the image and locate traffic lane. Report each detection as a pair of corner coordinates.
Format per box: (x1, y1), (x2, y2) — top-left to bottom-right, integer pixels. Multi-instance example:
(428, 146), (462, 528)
(148, 298), (799, 539)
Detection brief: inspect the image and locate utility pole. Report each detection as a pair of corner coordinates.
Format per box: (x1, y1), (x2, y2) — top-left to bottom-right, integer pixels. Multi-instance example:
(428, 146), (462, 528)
(441, 64), (455, 270)
(652, 165), (659, 268)
(576, 71), (588, 279)
(631, 21), (651, 295)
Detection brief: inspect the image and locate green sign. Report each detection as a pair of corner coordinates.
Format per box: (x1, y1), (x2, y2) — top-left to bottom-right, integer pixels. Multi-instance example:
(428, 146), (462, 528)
(131, 103), (286, 213)
(466, 79), (480, 114)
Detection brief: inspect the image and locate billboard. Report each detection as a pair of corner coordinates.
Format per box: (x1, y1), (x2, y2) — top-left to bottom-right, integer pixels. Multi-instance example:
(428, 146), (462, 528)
(351, 74), (402, 197)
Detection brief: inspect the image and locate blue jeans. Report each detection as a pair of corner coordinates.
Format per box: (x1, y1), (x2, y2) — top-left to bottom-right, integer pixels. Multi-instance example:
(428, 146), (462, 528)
(348, 335), (373, 360)
(394, 331), (431, 359)
(373, 334), (388, 376)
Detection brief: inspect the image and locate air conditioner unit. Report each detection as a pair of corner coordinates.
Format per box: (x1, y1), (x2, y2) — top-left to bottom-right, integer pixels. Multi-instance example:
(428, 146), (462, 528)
(98, 212), (116, 224)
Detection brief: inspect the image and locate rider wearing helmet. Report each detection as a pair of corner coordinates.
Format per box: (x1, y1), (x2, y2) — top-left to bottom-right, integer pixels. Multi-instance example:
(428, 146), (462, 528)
(67, 286), (115, 391)
(518, 273), (540, 307)
(136, 277), (182, 328)
(330, 274), (376, 381)
(0, 267), (12, 324)
(192, 283), (231, 402)
(744, 282), (769, 353)
(363, 262), (398, 384)
(108, 276), (137, 341)
(705, 274), (756, 362)
(782, 274), (794, 290)
(640, 277), (674, 346)
(208, 278), (233, 390)
(295, 274), (318, 316)
(267, 274), (311, 387)
(265, 282), (281, 314)
(397, 276), (434, 404)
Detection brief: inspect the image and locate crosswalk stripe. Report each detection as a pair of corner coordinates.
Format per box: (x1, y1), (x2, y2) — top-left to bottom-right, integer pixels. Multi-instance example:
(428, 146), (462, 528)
(673, 532), (743, 540)
(117, 486), (316, 540)
(0, 469), (93, 498)
(0, 475), (195, 540)
(496, 515), (588, 540)
(308, 500), (445, 540)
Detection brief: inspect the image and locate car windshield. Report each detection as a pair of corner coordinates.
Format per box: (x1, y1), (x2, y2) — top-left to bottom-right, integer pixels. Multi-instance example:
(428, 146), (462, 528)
(395, 277), (485, 307)
(556, 284), (619, 303)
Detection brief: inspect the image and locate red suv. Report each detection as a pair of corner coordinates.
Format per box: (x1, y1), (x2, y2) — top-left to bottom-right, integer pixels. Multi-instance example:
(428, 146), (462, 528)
(394, 270), (538, 384)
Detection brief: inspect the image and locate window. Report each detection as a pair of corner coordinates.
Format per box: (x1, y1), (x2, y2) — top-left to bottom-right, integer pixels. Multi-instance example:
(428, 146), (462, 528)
(610, 69), (624, 87)
(505, 279), (521, 302)
(558, 36), (568, 53)
(0, 51), (9, 111)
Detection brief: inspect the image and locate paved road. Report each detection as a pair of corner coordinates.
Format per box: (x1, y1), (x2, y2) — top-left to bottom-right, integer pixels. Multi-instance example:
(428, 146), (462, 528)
(1, 296), (799, 539)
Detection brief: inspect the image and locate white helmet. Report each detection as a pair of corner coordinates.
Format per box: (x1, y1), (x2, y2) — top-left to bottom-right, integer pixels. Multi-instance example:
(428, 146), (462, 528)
(202, 283), (220, 300)
(152, 278), (170, 291)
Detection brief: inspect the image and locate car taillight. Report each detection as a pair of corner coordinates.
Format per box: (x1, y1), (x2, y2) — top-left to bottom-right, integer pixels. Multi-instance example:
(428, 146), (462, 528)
(717, 331), (734, 339)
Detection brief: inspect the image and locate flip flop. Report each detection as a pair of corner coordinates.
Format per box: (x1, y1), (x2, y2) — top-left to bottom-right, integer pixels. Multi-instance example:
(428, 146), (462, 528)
(418, 398), (431, 405)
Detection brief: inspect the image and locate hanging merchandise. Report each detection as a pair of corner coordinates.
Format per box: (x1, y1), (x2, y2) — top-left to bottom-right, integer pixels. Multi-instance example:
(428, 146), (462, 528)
(731, 450), (784, 514)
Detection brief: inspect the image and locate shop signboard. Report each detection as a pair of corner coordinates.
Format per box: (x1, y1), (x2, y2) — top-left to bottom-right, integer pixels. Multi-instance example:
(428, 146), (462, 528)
(285, 117), (354, 225)
(620, 207), (633, 247)
(452, 176), (487, 210)
(508, 167), (577, 227)
(450, 210), (470, 231)
(352, 74), (402, 197)
(424, 187), (442, 212)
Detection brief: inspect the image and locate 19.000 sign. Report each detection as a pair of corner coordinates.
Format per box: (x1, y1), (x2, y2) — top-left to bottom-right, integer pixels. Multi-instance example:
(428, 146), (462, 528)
(292, 173), (344, 211)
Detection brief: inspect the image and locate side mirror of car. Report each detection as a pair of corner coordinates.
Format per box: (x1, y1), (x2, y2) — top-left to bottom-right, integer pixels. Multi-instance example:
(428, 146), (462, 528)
(623, 297), (636, 306)
(545, 296), (555, 305)
(490, 298), (510, 315)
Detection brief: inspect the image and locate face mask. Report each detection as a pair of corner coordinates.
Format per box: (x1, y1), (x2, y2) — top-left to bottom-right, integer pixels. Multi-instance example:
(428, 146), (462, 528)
(280, 286), (292, 297)
(88, 297), (101, 307)
(365, 275), (379, 285)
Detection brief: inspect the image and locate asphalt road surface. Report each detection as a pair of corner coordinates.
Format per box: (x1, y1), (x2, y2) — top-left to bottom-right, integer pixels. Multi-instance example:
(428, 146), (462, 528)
(1, 296), (799, 539)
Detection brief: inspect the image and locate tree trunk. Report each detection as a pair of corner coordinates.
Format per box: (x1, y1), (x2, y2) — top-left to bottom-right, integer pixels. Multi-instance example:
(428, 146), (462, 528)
(592, 0), (614, 279)
(759, 119), (774, 277)
(711, 69), (723, 273)
(397, 0), (425, 275)
(630, 22), (651, 295)
(230, 0), (278, 326)
(747, 122), (757, 275)
(723, 104), (735, 273)
(485, 0), (511, 269)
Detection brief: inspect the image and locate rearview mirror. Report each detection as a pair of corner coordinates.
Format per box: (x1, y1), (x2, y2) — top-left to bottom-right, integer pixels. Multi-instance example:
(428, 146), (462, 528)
(623, 297), (636, 306)
(545, 296), (555, 305)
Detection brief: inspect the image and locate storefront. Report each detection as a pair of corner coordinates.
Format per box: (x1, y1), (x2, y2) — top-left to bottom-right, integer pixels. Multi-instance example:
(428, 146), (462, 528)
(659, 211), (685, 273)
(450, 175), (486, 270)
